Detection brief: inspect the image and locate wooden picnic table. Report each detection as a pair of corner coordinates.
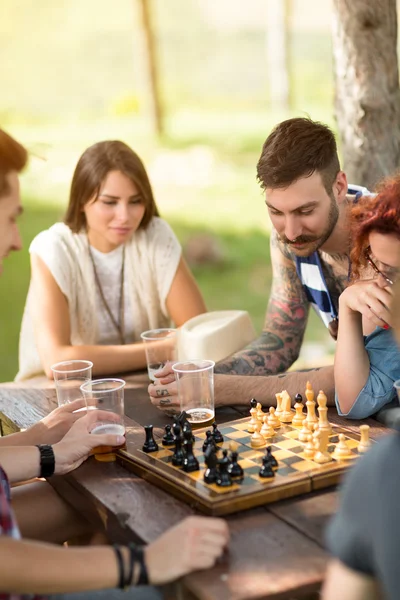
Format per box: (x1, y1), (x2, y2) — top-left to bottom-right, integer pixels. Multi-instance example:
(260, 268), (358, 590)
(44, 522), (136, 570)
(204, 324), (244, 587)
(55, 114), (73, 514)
(0, 373), (390, 600)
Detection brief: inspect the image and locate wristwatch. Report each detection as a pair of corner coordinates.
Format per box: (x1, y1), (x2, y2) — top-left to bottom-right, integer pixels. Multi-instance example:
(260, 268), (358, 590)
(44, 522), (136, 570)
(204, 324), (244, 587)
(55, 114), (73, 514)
(36, 444), (55, 478)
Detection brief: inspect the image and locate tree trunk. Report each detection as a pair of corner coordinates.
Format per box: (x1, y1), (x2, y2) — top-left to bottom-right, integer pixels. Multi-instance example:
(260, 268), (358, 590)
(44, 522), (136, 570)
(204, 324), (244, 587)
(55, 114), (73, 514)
(332, 0), (400, 189)
(266, 0), (292, 112)
(133, 0), (164, 136)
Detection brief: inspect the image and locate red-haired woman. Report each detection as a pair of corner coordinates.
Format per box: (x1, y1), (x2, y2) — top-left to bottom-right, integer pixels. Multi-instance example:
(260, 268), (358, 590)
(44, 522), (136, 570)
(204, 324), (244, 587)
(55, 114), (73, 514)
(334, 175), (400, 419)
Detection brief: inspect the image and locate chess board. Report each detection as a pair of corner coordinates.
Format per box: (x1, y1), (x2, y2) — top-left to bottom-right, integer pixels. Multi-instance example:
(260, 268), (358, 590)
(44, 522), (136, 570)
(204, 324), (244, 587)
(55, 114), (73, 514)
(117, 417), (370, 516)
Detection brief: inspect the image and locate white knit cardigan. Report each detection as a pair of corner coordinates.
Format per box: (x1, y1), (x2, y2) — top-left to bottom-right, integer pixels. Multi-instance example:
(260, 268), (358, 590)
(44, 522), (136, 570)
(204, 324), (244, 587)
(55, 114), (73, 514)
(16, 217), (181, 381)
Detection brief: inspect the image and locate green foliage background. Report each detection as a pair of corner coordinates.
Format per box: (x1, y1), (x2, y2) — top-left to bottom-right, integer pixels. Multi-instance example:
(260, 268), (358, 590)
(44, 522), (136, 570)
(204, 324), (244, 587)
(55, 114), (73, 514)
(0, 0), (339, 381)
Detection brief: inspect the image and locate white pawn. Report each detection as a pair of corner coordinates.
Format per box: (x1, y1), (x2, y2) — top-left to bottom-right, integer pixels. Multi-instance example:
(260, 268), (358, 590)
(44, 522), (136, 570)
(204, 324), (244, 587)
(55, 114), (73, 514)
(358, 424), (371, 453)
(292, 399), (306, 427)
(267, 406), (281, 429)
(304, 433), (315, 459)
(248, 407), (258, 434)
(251, 421), (266, 448)
(260, 415), (274, 439)
(313, 431), (332, 464)
(333, 434), (352, 459)
(299, 420), (310, 443)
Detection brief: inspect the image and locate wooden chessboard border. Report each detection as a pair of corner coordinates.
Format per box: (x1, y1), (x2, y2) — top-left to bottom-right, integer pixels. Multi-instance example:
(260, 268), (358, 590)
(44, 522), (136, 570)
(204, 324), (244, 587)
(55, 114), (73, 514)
(117, 416), (371, 516)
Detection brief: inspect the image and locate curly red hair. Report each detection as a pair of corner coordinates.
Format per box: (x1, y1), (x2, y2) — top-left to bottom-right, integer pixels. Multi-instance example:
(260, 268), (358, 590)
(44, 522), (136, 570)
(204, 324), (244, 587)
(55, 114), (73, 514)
(350, 173), (400, 280)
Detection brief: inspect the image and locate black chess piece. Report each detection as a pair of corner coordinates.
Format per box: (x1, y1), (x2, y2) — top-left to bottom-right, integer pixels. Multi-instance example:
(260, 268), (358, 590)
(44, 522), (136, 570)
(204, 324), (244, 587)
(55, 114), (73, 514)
(295, 393), (303, 404)
(250, 398), (258, 409)
(142, 425), (159, 453)
(202, 430), (216, 453)
(162, 424), (175, 446)
(171, 423), (185, 467)
(203, 444), (218, 484)
(182, 421), (195, 443)
(265, 446), (278, 469)
(216, 449), (233, 487)
(182, 427), (200, 472)
(227, 448), (244, 480)
(259, 453), (275, 479)
(212, 422), (224, 444)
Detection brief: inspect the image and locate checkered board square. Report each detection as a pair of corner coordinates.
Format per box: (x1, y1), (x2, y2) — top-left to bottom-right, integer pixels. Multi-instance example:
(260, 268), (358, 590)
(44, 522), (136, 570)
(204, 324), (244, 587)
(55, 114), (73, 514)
(117, 416), (371, 516)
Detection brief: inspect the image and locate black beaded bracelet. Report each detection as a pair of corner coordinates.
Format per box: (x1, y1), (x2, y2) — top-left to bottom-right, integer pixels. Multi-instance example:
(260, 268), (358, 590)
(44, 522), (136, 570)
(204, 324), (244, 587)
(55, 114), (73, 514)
(113, 545), (125, 590)
(36, 444), (55, 478)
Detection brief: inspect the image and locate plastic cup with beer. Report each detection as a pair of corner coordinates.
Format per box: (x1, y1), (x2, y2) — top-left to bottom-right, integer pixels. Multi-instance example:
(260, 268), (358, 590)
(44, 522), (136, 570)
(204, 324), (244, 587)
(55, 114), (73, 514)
(51, 360), (93, 407)
(80, 378), (126, 462)
(172, 359), (215, 429)
(140, 328), (177, 381)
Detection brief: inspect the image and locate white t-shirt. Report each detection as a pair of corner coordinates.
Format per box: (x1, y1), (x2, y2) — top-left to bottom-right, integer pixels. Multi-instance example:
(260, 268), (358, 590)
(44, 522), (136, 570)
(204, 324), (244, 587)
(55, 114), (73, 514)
(16, 217), (181, 380)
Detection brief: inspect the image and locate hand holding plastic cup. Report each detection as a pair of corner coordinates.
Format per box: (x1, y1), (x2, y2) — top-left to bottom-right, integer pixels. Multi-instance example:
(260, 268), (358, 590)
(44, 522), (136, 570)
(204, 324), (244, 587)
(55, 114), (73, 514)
(172, 360), (215, 429)
(51, 360), (93, 407)
(140, 328), (177, 381)
(80, 378), (126, 461)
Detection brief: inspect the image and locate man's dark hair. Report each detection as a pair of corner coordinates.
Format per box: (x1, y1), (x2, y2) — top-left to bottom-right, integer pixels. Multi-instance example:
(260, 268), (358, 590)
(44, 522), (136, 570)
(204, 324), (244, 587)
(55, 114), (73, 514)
(257, 117), (340, 195)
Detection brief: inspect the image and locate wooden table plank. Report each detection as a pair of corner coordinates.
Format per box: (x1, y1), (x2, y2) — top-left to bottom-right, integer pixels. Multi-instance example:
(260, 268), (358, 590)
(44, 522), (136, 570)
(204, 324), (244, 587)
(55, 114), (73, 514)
(182, 509), (328, 600)
(0, 377), (391, 600)
(268, 489), (339, 549)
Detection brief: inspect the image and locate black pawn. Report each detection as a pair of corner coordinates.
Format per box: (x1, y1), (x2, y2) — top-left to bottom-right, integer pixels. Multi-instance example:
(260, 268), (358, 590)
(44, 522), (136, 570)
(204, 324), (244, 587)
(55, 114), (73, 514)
(250, 398), (258, 409)
(265, 446), (278, 469)
(216, 449), (232, 487)
(183, 427), (200, 473)
(202, 430), (215, 452)
(162, 424), (175, 446)
(228, 449), (243, 480)
(172, 423), (185, 467)
(259, 453), (275, 479)
(203, 445), (218, 484)
(212, 422), (224, 444)
(295, 393), (303, 404)
(142, 425), (159, 453)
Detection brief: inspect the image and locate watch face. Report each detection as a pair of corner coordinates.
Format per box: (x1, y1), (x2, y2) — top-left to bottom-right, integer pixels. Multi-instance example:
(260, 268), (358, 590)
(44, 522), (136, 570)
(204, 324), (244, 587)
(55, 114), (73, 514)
(328, 318), (338, 340)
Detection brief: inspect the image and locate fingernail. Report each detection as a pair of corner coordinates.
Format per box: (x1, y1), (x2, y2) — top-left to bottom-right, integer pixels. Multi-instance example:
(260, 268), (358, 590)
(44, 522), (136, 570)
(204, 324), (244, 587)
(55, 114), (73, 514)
(116, 436), (125, 445)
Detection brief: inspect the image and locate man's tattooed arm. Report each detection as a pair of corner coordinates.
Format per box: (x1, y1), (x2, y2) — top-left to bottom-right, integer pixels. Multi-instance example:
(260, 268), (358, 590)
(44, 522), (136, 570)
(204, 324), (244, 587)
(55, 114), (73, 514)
(215, 232), (309, 376)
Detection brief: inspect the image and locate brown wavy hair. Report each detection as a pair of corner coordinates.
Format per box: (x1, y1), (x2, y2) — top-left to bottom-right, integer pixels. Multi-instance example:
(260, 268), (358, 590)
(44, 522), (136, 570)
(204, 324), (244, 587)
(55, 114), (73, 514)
(64, 140), (159, 233)
(0, 129), (28, 197)
(350, 173), (400, 280)
(257, 117), (340, 195)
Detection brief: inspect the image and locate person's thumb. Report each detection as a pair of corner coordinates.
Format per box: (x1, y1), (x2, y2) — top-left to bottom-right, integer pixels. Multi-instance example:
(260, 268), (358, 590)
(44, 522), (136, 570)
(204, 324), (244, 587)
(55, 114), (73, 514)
(154, 361), (174, 378)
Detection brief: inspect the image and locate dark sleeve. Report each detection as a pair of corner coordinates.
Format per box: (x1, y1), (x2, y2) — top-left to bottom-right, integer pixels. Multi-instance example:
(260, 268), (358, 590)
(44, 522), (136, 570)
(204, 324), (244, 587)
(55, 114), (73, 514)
(325, 434), (400, 576)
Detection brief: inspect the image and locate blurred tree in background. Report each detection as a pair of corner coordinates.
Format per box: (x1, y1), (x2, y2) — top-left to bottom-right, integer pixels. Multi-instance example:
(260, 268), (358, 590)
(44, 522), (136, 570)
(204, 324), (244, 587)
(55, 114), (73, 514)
(333, 0), (400, 189)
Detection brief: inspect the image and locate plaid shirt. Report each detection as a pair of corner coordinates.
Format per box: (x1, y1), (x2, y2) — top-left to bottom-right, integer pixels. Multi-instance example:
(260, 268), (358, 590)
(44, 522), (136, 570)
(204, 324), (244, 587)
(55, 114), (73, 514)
(0, 466), (46, 600)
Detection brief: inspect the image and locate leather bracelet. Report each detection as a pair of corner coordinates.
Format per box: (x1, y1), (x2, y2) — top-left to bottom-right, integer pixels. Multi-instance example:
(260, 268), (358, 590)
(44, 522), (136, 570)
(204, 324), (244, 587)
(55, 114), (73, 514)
(113, 545), (125, 589)
(132, 545), (149, 585)
(126, 543), (136, 587)
(35, 444), (55, 478)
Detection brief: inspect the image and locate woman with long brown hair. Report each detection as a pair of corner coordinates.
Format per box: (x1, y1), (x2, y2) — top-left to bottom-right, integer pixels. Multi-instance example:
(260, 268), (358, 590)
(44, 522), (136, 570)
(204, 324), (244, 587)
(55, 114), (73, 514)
(17, 140), (206, 380)
(334, 174), (400, 419)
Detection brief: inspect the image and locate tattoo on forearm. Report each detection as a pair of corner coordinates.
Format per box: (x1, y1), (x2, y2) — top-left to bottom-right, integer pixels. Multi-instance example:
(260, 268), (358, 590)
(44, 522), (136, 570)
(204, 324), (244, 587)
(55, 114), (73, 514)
(215, 233), (309, 377)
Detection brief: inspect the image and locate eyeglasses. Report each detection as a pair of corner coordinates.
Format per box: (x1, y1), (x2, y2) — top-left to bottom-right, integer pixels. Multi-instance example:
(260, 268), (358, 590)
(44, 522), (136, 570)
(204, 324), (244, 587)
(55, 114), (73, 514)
(364, 246), (397, 286)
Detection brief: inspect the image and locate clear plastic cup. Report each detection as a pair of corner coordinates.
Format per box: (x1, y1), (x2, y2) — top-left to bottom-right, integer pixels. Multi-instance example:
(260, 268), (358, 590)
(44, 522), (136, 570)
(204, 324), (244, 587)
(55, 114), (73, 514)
(80, 378), (126, 461)
(51, 360), (93, 407)
(172, 359), (215, 429)
(140, 328), (177, 381)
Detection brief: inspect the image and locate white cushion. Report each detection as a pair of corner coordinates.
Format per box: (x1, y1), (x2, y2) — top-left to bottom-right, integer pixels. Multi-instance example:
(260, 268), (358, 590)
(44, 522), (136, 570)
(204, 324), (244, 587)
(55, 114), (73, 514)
(178, 310), (256, 363)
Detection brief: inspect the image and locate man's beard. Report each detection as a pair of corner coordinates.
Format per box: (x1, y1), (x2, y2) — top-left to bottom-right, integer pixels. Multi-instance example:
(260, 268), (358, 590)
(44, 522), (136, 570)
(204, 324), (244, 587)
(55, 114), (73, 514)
(279, 196), (339, 257)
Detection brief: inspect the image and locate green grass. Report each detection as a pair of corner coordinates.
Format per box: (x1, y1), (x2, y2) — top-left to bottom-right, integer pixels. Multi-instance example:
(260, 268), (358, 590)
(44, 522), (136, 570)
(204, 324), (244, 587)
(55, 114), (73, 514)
(0, 196), (329, 383)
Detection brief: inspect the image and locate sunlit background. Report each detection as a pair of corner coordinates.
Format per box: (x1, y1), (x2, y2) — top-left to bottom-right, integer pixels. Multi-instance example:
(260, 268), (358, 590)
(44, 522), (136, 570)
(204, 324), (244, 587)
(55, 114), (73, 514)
(0, 0), (340, 381)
